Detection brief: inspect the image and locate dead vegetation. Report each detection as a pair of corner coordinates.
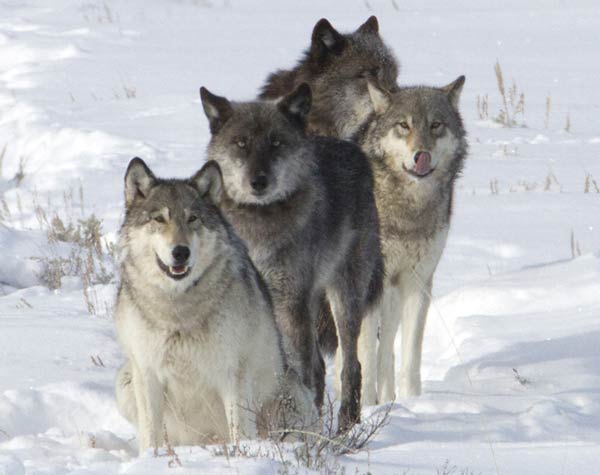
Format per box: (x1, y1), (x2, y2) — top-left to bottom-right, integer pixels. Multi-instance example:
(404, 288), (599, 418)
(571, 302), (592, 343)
(0, 186), (119, 315)
(210, 395), (392, 475)
(570, 230), (582, 258)
(493, 60), (525, 127)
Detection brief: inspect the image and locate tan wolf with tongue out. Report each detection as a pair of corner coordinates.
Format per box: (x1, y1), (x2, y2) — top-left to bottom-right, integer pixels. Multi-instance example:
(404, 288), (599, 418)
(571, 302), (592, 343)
(351, 76), (468, 404)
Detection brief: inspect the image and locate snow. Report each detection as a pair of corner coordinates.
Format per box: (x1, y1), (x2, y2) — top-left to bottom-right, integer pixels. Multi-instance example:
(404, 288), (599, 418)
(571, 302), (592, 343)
(1, 1), (599, 474)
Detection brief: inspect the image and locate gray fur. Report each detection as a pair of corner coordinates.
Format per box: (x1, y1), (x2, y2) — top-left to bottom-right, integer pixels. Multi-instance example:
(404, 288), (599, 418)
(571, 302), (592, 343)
(259, 16), (399, 139)
(200, 84), (384, 430)
(115, 158), (314, 452)
(353, 77), (468, 402)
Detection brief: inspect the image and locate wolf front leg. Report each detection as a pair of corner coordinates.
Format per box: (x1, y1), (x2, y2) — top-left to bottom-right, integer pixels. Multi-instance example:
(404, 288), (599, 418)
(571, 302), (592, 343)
(131, 362), (165, 455)
(397, 279), (432, 398)
(223, 373), (258, 444)
(357, 309), (379, 406)
(376, 286), (402, 403)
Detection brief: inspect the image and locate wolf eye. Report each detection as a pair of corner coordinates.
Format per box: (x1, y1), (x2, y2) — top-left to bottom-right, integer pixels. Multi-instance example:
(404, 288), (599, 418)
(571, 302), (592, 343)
(188, 215), (197, 223)
(153, 215), (166, 224)
(399, 122), (410, 130)
(236, 139), (246, 148)
(272, 139), (281, 148)
(431, 121), (443, 130)
(369, 67), (380, 77)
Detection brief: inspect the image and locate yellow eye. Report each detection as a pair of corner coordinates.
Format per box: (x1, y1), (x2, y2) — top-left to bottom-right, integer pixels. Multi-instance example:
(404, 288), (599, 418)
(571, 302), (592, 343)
(399, 122), (410, 130)
(431, 121), (442, 129)
(153, 215), (166, 224)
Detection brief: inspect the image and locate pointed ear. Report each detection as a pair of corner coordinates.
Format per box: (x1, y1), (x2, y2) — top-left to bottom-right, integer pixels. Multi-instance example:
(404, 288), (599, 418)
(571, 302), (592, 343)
(310, 18), (346, 57)
(278, 83), (312, 129)
(191, 161), (223, 204)
(356, 16), (379, 35)
(124, 157), (156, 208)
(441, 75), (465, 109)
(367, 80), (390, 115)
(200, 87), (233, 134)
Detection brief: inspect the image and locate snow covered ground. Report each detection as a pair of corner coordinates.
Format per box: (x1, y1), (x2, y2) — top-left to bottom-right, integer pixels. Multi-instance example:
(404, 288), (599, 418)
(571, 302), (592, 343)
(1, 1), (599, 473)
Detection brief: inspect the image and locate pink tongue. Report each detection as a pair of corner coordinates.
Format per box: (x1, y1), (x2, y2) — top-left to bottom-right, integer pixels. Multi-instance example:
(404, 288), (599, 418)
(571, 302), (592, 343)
(171, 265), (186, 274)
(415, 152), (432, 176)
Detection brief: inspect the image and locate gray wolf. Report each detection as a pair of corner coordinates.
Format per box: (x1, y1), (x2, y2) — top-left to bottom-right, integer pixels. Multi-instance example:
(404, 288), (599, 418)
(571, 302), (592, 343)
(354, 76), (468, 404)
(115, 158), (313, 454)
(259, 16), (399, 140)
(199, 83), (384, 430)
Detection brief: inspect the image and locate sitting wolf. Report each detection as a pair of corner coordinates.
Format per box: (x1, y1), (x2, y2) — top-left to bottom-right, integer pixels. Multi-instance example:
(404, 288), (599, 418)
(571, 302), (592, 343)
(354, 76), (468, 403)
(199, 83), (383, 430)
(260, 16), (399, 139)
(115, 158), (313, 454)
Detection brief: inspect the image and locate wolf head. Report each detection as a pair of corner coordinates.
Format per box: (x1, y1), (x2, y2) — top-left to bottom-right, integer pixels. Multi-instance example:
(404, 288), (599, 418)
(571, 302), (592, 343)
(362, 76), (467, 183)
(260, 16), (399, 139)
(121, 157), (225, 292)
(200, 83), (314, 206)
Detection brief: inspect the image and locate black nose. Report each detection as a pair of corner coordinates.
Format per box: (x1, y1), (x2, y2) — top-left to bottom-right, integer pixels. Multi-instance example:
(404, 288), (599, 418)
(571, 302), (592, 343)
(251, 174), (268, 192)
(414, 151), (431, 163)
(172, 245), (190, 264)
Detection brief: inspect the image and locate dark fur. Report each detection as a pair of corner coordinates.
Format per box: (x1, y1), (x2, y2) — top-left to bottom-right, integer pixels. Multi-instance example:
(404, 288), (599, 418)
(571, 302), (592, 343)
(259, 16), (399, 139)
(201, 84), (383, 430)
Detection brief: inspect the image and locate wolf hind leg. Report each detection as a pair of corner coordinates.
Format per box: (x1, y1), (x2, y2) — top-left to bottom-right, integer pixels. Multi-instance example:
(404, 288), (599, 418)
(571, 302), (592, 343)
(327, 286), (362, 432)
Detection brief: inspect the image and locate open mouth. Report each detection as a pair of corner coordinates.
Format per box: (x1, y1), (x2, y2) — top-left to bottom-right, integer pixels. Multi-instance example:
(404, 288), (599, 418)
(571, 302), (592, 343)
(402, 164), (435, 179)
(156, 255), (191, 280)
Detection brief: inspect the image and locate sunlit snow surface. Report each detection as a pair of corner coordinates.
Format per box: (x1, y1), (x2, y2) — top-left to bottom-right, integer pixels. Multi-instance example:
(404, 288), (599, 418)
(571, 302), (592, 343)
(1, 1), (600, 473)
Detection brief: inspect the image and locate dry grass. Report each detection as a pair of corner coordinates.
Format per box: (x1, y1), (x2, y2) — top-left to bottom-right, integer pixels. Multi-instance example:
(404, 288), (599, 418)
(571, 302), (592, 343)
(584, 174), (600, 193)
(570, 230), (582, 258)
(544, 95), (551, 129)
(210, 395), (391, 475)
(81, 1), (117, 24)
(477, 94), (489, 120)
(565, 112), (572, 133)
(489, 179), (499, 194)
(437, 460), (480, 475)
(26, 188), (116, 314)
(544, 171), (560, 192)
(493, 60), (525, 127)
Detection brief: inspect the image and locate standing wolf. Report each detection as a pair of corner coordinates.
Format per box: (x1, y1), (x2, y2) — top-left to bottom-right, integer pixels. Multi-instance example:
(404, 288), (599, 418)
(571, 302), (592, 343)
(115, 158), (312, 454)
(353, 77), (468, 404)
(260, 16), (398, 139)
(199, 83), (383, 430)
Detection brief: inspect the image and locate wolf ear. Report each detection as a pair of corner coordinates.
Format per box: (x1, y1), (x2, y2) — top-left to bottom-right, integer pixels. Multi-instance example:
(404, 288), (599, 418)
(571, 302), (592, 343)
(278, 83), (312, 129)
(200, 87), (233, 134)
(311, 18), (346, 57)
(367, 80), (390, 115)
(356, 16), (379, 35)
(124, 157), (156, 208)
(441, 75), (466, 109)
(192, 161), (223, 204)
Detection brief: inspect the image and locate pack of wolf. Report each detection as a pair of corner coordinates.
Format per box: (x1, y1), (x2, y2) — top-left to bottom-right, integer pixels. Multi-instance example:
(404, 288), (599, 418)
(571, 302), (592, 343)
(114, 15), (467, 454)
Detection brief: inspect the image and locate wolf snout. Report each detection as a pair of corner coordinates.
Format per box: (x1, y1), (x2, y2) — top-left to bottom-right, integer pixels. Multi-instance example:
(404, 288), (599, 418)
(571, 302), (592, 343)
(413, 151), (432, 176)
(250, 173), (268, 193)
(172, 245), (191, 265)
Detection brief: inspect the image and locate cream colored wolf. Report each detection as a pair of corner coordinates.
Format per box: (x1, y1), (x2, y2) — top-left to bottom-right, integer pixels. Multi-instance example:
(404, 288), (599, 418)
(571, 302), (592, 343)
(355, 77), (468, 403)
(115, 158), (314, 454)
